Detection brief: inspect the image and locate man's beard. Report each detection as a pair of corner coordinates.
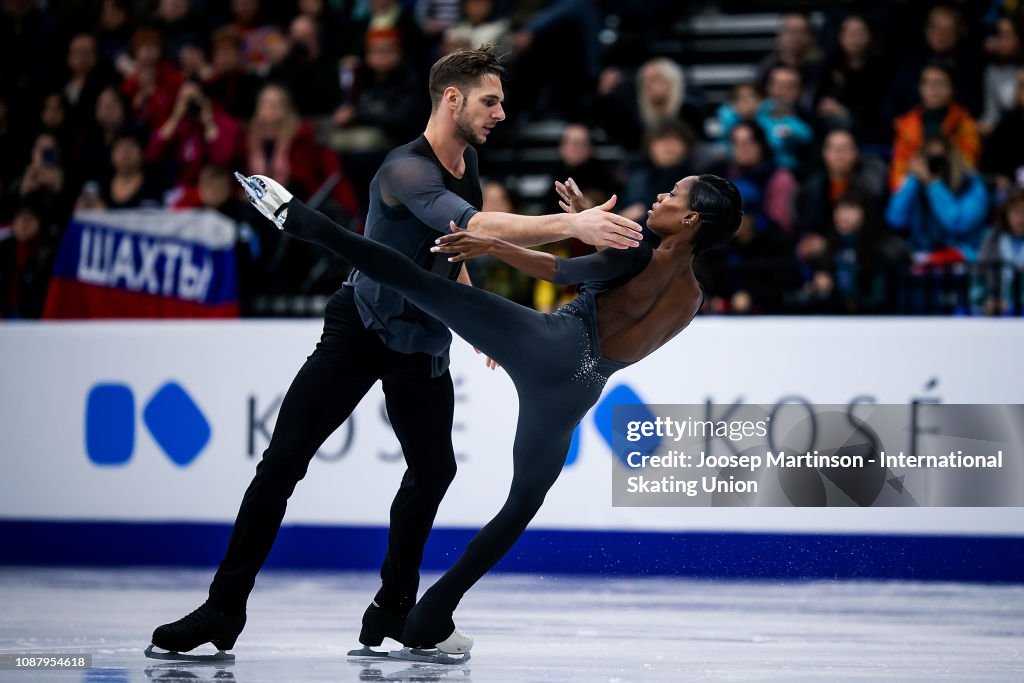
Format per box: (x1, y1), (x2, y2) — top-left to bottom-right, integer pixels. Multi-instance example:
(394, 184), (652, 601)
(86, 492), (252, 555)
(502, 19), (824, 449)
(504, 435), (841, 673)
(454, 103), (481, 144)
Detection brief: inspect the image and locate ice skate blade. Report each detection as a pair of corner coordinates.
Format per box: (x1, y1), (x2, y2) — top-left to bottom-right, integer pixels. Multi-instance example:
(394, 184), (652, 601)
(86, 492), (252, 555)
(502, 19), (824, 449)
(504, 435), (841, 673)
(347, 645), (391, 658)
(234, 172), (267, 200)
(389, 647), (470, 665)
(144, 644), (235, 663)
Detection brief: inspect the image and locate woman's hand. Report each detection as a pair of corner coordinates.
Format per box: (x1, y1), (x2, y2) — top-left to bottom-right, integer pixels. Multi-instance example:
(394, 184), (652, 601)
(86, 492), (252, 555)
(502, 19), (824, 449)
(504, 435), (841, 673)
(908, 153), (931, 182)
(432, 222), (501, 262)
(554, 177), (593, 214)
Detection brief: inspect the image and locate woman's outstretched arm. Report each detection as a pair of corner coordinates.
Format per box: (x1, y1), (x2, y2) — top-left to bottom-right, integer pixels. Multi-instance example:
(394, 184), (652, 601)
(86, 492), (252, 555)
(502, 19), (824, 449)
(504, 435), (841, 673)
(433, 224), (559, 281)
(434, 222), (648, 285)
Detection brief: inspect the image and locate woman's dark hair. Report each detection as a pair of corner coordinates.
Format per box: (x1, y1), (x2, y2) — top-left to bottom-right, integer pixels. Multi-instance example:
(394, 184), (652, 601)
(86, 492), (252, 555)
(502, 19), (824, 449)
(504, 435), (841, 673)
(691, 174), (743, 255)
(428, 45), (505, 109)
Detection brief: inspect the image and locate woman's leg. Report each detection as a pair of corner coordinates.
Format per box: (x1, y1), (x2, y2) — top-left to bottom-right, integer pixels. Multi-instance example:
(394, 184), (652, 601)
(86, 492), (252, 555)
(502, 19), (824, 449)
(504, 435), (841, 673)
(401, 383), (601, 647)
(283, 201), (552, 374)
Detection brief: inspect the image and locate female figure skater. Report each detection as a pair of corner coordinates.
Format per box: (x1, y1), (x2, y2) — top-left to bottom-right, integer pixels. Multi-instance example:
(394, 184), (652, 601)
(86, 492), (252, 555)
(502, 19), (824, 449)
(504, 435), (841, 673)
(237, 170), (741, 660)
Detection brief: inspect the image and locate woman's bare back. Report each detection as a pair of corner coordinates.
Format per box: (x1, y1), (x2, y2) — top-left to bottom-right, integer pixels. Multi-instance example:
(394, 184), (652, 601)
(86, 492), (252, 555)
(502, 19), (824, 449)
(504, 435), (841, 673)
(595, 249), (703, 363)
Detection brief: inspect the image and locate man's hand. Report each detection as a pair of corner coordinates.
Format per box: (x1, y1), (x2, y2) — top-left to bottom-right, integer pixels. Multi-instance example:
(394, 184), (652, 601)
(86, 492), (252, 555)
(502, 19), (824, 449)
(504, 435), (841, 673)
(571, 195), (643, 249)
(432, 221), (501, 261)
(554, 177), (592, 214)
(456, 257), (501, 370)
(475, 347), (500, 370)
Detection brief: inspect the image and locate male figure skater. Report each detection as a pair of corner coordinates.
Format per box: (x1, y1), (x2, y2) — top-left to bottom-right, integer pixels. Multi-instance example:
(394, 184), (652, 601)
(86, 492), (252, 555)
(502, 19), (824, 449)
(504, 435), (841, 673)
(147, 46), (643, 662)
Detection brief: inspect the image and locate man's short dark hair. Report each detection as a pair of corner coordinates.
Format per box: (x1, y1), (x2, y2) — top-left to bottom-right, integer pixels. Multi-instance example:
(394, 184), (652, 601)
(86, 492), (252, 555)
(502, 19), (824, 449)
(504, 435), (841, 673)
(428, 46), (505, 110)
(691, 175), (743, 255)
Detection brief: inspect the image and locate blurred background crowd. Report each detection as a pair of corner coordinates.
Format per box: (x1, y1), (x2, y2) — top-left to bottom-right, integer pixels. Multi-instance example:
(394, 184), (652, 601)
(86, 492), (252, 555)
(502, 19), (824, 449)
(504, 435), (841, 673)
(1, 0), (1023, 318)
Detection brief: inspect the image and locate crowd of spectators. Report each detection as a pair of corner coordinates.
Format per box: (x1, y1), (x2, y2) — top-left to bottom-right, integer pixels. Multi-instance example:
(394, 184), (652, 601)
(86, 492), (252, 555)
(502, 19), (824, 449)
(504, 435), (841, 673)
(1, 0), (1023, 319)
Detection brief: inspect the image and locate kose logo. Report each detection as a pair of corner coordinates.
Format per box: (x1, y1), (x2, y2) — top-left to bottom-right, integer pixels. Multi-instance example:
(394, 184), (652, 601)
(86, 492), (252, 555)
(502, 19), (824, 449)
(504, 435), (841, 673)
(85, 381), (211, 467)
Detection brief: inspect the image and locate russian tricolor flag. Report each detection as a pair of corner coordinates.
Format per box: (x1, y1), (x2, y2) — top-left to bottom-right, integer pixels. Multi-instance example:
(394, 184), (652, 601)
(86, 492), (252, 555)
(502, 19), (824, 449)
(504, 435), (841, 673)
(44, 209), (239, 319)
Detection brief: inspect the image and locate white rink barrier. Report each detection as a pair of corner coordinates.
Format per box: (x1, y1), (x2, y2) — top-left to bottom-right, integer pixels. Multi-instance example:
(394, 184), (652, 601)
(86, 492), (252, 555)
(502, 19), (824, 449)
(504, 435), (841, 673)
(1, 318), (1023, 580)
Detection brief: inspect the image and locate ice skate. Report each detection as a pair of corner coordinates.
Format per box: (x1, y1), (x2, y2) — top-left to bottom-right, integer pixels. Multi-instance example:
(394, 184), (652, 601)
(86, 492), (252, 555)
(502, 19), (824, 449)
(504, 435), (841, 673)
(146, 603), (245, 663)
(234, 172), (292, 229)
(389, 626), (473, 665)
(347, 601), (407, 659)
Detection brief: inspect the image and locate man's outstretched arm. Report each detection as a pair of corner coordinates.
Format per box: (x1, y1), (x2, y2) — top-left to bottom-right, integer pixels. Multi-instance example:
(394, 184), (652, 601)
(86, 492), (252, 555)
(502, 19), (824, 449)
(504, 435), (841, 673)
(380, 156), (639, 249)
(466, 194), (642, 250)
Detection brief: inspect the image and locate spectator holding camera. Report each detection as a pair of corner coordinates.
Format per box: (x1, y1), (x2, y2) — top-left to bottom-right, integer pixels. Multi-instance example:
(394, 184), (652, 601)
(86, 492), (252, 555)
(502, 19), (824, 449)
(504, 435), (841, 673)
(13, 133), (67, 219)
(886, 135), (988, 262)
(890, 63), (979, 191)
(146, 79), (246, 191)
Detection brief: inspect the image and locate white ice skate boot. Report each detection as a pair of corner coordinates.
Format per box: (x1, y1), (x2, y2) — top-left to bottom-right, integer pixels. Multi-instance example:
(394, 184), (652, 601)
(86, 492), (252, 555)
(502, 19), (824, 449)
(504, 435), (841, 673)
(436, 627), (473, 654)
(389, 627), (472, 665)
(234, 172), (292, 229)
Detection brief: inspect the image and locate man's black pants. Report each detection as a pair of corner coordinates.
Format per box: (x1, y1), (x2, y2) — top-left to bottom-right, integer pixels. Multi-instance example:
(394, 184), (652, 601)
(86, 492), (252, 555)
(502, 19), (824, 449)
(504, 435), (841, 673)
(207, 288), (457, 615)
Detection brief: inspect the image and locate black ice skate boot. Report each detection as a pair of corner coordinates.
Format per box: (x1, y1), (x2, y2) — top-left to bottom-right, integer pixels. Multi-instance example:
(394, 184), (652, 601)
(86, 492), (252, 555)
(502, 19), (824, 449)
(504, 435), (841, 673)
(146, 603), (246, 662)
(346, 601), (407, 658)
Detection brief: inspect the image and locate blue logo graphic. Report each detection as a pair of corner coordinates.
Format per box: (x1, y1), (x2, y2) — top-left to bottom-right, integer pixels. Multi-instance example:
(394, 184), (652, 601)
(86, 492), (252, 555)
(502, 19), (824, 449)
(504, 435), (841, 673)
(562, 382), (660, 468)
(85, 384), (135, 465)
(85, 381), (211, 467)
(594, 384), (661, 467)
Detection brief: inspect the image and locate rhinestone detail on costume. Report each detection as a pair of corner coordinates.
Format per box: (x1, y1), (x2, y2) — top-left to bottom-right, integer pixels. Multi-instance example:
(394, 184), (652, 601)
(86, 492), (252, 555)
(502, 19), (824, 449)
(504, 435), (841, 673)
(558, 304), (609, 388)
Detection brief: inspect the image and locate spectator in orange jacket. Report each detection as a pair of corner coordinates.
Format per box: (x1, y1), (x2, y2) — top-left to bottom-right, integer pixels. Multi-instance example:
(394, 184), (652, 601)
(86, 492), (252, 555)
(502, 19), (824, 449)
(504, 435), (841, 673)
(890, 63), (979, 191)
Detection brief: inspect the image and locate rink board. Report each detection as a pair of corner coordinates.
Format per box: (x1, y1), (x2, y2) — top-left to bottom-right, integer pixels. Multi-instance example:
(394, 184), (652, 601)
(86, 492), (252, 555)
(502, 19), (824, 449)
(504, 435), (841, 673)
(1, 318), (1023, 580)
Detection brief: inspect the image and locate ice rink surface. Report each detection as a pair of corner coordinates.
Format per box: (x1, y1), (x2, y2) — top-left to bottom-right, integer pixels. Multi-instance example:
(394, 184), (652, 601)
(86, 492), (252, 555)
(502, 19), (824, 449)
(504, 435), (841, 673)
(0, 567), (1020, 682)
